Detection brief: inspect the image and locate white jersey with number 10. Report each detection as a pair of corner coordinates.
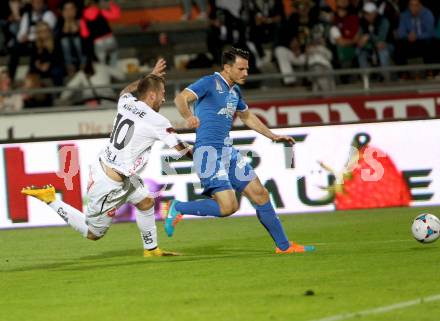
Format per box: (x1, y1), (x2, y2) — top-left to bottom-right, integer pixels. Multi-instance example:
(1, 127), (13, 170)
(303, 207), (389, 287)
(98, 93), (179, 176)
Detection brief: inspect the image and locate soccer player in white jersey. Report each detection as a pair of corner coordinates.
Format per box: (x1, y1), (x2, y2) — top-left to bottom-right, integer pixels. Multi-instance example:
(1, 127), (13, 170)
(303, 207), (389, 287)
(22, 59), (192, 257)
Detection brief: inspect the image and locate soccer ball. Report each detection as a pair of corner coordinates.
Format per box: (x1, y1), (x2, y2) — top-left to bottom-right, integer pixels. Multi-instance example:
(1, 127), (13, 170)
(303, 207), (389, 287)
(411, 213), (440, 243)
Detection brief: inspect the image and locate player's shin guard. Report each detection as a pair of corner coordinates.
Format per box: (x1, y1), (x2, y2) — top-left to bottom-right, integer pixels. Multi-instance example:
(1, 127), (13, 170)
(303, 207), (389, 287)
(48, 200), (89, 237)
(256, 201), (290, 251)
(175, 199), (222, 217)
(135, 207), (158, 250)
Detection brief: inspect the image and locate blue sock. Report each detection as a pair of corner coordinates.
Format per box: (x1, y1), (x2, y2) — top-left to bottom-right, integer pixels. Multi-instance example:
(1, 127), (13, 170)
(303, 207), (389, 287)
(256, 201), (290, 251)
(175, 199), (222, 217)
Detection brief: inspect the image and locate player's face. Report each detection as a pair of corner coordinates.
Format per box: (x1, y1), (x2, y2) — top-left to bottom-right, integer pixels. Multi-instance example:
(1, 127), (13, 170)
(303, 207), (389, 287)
(152, 83), (166, 111)
(228, 57), (249, 85)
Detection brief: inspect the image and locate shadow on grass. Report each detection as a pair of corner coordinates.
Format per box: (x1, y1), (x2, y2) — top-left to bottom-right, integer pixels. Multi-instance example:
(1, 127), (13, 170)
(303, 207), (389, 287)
(0, 261), (78, 273)
(1, 244), (269, 273)
(59, 244), (269, 272)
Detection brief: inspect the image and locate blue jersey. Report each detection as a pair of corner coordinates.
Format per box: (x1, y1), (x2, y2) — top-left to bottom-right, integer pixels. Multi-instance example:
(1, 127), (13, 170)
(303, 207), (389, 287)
(186, 72), (248, 148)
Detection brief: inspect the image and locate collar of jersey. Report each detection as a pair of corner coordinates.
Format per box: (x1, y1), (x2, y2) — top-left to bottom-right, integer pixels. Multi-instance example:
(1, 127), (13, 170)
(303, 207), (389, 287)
(214, 72), (236, 91)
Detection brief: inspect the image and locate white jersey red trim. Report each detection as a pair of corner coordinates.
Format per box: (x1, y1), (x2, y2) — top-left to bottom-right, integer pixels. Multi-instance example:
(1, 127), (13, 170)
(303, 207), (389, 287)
(98, 93), (179, 176)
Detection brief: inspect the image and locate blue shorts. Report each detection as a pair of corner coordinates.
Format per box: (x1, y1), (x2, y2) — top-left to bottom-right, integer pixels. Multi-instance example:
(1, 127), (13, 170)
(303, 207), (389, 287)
(194, 145), (256, 197)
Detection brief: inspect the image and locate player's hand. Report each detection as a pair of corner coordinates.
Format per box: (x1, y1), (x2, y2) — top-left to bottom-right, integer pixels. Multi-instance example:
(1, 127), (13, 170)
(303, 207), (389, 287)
(186, 116), (200, 129)
(151, 58), (166, 77)
(272, 135), (295, 145)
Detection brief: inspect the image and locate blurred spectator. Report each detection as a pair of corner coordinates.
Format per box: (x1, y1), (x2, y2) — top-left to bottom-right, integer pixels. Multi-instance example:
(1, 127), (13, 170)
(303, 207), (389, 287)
(30, 21), (65, 86)
(329, 0), (359, 69)
(207, 0), (246, 65)
(275, 0), (321, 85)
(376, 0), (401, 40)
(247, 0), (285, 63)
(307, 24), (335, 91)
(59, 60), (124, 104)
(356, 2), (392, 72)
(80, 0), (120, 67)
(22, 73), (53, 108)
(278, 0), (320, 53)
(0, 3), (10, 53)
(0, 2), (17, 55)
(274, 38), (306, 85)
(56, 1), (86, 75)
(8, 0), (57, 80)
(7, 1), (24, 49)
(395, 0), (435, 67)
(181, 0), (207, 20)
(204, 0), (261, 78)
(0, 69), (23, 112)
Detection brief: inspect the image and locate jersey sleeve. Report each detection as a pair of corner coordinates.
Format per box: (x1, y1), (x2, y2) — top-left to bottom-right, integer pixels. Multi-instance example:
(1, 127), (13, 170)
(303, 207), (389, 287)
(185, 76), (211, 100)
(151, 116), (180, 148)
(236, 87), (248, 112)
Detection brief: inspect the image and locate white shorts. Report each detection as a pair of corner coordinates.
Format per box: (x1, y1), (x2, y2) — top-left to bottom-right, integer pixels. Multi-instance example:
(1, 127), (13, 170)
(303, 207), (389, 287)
(85, 158), (150, 238)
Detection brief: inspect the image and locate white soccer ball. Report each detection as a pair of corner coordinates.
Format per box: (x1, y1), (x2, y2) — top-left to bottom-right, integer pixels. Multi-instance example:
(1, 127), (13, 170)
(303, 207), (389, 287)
(411, 213), (440, 243)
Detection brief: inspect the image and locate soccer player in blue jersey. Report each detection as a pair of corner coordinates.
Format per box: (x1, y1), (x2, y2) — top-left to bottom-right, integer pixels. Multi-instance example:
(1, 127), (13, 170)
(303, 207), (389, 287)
(165, 48), (314, 254)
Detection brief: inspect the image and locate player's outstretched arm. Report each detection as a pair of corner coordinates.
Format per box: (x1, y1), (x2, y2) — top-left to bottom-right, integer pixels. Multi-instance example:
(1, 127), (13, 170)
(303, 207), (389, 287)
(173, 141), (193, 160)
(174, 89), (200, 128)
(237, 109), (295, 145)
(119, 58), (167, 96)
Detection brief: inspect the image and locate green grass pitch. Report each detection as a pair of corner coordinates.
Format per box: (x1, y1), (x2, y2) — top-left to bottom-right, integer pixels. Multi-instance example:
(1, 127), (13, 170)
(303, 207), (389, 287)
(1, 207), (440, 321)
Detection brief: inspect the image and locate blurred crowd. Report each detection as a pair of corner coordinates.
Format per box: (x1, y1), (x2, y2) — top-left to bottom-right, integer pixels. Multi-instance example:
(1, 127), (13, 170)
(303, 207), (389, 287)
(0, 0), (122, 111)
(1, 0), (440, 111)
(204, 0), (440, 89)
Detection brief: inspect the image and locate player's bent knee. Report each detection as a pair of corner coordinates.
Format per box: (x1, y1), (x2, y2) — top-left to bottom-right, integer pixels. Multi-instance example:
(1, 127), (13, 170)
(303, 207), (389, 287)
(253, 187), (270, 205)
(219, 202), (239, 217)
(136, 197), (155, 211)
(87, 231), (102, 241)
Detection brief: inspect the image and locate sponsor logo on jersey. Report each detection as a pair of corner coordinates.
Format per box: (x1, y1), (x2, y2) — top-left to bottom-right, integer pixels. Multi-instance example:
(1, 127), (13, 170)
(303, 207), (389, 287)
(217, 89), (239, 119)
(217, 106), (236, 119)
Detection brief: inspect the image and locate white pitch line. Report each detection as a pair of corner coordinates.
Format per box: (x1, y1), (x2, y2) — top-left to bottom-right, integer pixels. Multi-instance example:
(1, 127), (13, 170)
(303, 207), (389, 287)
(309, 294), (440, 321)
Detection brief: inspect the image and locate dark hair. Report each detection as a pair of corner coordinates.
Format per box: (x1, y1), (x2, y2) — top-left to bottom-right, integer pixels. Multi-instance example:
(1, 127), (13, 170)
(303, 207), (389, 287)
(222, 47), (250, 67)
(136, 74), (165, 98)
(62, 0), (77, 8)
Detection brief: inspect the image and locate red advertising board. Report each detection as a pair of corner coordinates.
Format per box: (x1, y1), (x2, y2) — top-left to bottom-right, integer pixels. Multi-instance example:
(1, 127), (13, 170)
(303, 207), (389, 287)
(242, 92), (440, 126)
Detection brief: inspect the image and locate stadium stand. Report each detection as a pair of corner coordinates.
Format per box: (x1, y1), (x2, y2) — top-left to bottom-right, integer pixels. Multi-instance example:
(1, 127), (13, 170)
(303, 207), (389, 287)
(0, 0), (440, 112)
